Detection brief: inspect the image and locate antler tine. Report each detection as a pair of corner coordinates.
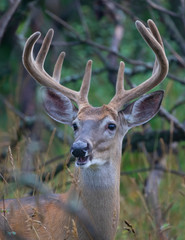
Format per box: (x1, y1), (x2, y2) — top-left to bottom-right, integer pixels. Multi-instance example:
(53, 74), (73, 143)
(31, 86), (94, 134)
(36, 29), (54, 69)
(23, 29), (92, 106)
(148, 19), (163, 47)
(109, 61), (125, 105)
(78, 60), (92, 107)
(116, 61), (125, 95)
(145, 27), (159, 75)
(53, 52), (65, 83)
(147, 20), (164, 76)
(109, 20), (169, 111)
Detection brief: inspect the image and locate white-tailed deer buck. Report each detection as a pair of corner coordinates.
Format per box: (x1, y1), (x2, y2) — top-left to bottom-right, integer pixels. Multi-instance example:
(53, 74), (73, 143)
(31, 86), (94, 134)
(0, 19), (168, 240)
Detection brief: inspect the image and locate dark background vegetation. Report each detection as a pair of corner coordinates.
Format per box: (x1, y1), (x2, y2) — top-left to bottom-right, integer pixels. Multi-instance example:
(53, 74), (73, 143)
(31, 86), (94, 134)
(0, 0), (185, 239)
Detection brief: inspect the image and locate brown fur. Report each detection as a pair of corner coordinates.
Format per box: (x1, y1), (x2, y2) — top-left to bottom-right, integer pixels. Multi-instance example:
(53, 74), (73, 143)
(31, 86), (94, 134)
(78, 105), (118, 121)
(0, 106), (122, 240)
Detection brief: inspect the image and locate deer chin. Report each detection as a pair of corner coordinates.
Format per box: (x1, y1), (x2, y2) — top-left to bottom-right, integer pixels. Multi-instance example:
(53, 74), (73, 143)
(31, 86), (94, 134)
(75, 156), (107, 169)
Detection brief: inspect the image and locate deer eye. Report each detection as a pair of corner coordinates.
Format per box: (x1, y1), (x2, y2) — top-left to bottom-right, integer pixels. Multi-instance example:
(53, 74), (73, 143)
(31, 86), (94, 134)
(72, 123), (78, 131)
(108, 123), (116, 131)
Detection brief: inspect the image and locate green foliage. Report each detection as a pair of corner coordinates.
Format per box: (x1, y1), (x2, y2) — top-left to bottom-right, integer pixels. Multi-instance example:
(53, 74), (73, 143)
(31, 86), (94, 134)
(0, 0), (8, 12)
(0, 0), (185, 239)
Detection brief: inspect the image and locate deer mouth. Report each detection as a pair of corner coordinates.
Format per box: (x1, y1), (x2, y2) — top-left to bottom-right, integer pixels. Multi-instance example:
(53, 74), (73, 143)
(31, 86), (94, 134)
(76, 156), (89, 166)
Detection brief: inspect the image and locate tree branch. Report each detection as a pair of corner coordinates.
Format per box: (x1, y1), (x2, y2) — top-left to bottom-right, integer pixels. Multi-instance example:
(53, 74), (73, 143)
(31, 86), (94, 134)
(0, 0), (21, 45)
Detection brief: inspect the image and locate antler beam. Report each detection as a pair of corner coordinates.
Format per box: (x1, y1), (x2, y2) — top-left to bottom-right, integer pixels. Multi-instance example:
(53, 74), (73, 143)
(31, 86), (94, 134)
(109, 19), (169, 111)
(22, 29), (92, 109)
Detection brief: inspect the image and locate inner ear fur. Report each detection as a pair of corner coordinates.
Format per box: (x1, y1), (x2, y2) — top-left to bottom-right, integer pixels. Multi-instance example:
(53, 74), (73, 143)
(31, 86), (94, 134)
(119, 90), (164, 128)
(41, 87), (78, 124)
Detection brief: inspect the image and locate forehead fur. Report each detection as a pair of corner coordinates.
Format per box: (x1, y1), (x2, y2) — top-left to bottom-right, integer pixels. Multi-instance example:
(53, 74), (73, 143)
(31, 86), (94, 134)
(78, 105), (118, 121)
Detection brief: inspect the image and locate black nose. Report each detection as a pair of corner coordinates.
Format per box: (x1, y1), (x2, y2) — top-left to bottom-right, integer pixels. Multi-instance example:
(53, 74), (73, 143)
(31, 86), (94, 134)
(71, 140), (89, 158)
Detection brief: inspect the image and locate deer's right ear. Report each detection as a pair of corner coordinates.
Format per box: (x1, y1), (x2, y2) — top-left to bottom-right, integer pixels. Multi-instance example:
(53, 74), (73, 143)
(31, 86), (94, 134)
(41, 87), (78, 124)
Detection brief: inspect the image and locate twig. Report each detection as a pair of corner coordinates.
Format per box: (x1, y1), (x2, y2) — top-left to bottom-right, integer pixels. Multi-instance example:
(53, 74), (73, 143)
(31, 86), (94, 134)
(159, 107), (185, 133)
(0, 94), (72, 144)
(102, 0), (125, 85)
(164, 39), (185, 67)
(62, 67), (106, 84)
(37, 39), (81, 47)
(0, 0), (21, 45)
(160, 13), (185, 55)
(45, 10), (83, 40)
(0, 171), (53, 195)
(170, 99), (185, 113)
(167, 73), (185, 85)
(180, 0), (185, 31)
(45, 9), (154, 68)
(147, 0), (179, 17)
(121, 166), (185, 178)
(45, 9), (185, 89)
(122, 129), (185, 152)
(0, 212), (27, 240)
(111, 1), (139, 21)
(75, 0), (90, 39)
(0, 94), (25, 121)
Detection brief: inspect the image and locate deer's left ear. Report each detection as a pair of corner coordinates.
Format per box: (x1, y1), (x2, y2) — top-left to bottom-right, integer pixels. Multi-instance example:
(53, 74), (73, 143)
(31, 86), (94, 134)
(119, 91), (164, 129)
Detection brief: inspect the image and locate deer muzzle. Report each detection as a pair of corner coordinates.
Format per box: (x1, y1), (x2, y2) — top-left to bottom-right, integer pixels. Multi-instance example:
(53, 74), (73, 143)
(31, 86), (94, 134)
(71, 140), (92, 166)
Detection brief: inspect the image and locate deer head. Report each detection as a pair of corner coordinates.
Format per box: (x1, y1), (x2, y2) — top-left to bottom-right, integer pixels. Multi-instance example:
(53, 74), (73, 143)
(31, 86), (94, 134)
(22, 19), (168, 169)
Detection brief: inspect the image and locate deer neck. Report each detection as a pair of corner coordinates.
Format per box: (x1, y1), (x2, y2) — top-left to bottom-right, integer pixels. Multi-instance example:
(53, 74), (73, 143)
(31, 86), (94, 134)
(73, 145), (122, 240)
